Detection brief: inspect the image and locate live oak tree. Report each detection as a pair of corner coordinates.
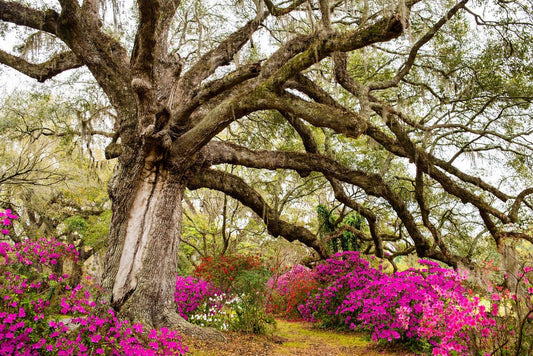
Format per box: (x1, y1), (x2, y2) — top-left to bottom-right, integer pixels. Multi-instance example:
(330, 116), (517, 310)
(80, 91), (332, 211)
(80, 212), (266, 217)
(1, 0), (533, 334)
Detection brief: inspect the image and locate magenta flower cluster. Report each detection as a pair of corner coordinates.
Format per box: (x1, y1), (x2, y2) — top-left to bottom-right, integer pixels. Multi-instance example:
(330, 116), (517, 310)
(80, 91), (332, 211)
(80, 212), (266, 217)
(0, 209), (17, 236)
(298, 251), (496, 356)
(174, 275), (224, 320)
(0, 211), (187, 356)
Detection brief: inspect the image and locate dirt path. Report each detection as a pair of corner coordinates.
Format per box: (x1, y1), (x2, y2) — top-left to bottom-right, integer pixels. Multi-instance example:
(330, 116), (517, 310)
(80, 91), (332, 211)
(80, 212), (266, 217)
(183, 319), (417, 356)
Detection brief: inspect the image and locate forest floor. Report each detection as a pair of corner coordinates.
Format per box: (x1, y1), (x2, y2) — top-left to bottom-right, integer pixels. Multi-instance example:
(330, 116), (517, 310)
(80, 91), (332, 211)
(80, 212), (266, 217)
(182, 319), (420, 356)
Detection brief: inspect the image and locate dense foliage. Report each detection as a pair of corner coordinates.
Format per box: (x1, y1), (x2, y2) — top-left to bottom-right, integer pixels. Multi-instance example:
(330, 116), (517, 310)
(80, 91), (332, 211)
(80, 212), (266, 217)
(263, 251), (529, 355)
(290, 251), (533, 356)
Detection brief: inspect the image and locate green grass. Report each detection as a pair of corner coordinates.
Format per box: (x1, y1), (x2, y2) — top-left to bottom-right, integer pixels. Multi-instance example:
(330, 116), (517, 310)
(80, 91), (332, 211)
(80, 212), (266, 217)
(274, 319), (369, 348)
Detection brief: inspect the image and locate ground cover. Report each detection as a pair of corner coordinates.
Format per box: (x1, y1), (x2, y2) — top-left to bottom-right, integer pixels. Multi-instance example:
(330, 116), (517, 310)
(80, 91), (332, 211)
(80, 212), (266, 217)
(183, 319), (416, 356)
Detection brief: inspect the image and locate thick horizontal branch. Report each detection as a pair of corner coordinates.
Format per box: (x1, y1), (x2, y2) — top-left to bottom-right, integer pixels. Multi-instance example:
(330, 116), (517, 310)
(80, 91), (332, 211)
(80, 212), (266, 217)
(262, 90), (367, 139)
(203, 141), (490, 267)
(0, 1), (59, 34)
(188, 168), (327, 257)
(263, 3), (420, 90)
(203, 141), (431, 253)
(0, 50), (83, 82)
(263, 0), (306, 16)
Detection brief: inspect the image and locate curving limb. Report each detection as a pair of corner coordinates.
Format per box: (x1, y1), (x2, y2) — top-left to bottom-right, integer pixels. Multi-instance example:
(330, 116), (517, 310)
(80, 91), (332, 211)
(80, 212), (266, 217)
(0, 50), (83, 82)
(0, 1), (59, 34)
(188, 168), (327, 257)
(263, 0), (306, 16)
(509, 188), (533, 223)
(367, 0), (469, 91)
(202, 141), (478, 266)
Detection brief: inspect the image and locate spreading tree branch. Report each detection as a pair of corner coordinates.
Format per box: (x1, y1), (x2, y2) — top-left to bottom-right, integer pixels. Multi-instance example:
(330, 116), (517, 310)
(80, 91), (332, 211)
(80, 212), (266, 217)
(203, 140), (490, 267)
(0, 50), (83, 82)
(188, 168), (327, 257)
(509, 188), (533, 222)
(0, 1), (59, 34)
(171, 11), (267, 116)
(263, 0), (306, 16)
(367, 0), (469, 91)
(334, 51), (512, 221)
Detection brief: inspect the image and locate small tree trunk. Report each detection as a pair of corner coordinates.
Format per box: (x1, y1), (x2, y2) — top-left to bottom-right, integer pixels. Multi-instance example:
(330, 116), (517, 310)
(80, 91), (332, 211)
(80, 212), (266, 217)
(100, 152), (223, 340)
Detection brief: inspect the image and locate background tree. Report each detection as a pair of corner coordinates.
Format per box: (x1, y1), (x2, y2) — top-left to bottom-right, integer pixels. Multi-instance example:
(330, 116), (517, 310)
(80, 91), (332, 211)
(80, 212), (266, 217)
(1, 0), (532, 336)
(0, 89), (114, 282)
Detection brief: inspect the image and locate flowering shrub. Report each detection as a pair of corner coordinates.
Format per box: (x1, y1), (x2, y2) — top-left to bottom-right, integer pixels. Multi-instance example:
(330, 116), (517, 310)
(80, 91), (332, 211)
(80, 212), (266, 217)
(190, 253), (274, 333)
(174, 275), (224, 319)
(174, 275), (236, 329)
(298, 251), (383, 327)
(193, 253), (262, 292)
(266, 264), (318, 319)
(0, 210), (187, 355)
(298, 251), (497, 356)
(0, 209), (17, 236)
(476, 257), (533, 354)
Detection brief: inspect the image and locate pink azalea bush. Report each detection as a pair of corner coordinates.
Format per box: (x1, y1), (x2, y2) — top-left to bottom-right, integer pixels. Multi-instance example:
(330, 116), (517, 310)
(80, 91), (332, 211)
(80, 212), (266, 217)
(266, 264), (318, 319)
(476, 258), (533, 354)
(0, 210), (187, 355)
(298, 251), (497, 356)
(174, 275), (225, 320)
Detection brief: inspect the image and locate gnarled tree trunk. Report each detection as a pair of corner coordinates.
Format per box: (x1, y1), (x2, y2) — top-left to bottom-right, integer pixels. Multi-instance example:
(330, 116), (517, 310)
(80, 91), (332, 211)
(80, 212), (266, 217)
(100, 147), (224, 340)
(97, 146), (216, 340)
(100, 147), (180, 322)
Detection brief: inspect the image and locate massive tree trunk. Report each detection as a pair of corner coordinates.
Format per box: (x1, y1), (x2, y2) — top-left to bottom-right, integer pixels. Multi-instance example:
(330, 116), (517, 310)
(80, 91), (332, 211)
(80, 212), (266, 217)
(100, 147), (182, 325)
(100, 149), (224, 339)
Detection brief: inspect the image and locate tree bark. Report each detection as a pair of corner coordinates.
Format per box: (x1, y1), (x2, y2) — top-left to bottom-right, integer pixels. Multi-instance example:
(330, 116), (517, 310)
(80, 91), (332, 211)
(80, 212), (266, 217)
(99, 148), (223, 340)
(100, 149), (180, 322)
